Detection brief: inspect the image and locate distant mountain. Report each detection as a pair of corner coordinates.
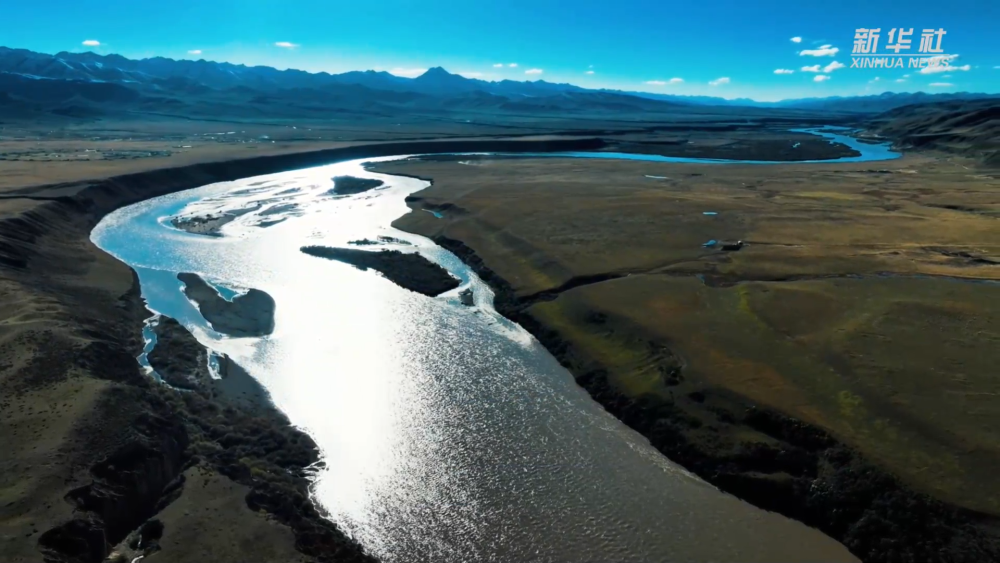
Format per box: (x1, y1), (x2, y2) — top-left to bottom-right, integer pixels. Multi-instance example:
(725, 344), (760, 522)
(0, 47), (692, 120)
(0, 46), (996, 122)
(618, 89), (1000, 113)
(775, 91), (1000, 113)
(868, 98), (1000, 164)
(0, 48), (597, 101)
(609, 90), (768, 107)
(411, 66), (483, 95)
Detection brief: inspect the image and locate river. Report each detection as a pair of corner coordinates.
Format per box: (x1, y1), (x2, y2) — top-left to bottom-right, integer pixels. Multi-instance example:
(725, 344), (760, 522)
(92, 131), (896, 562)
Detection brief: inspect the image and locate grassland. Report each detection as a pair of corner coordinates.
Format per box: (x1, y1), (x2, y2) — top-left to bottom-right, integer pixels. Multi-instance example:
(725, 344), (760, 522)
(0, 101), (994, 561)
(380, 151), (1000, 560)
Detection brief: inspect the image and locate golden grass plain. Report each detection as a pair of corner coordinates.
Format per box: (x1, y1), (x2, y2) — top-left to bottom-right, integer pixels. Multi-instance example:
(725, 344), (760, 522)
(383, 153), (1000, 514)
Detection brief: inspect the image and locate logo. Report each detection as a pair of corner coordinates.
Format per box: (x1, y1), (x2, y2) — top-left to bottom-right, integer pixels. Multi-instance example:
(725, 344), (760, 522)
(851, 28), (952, 69)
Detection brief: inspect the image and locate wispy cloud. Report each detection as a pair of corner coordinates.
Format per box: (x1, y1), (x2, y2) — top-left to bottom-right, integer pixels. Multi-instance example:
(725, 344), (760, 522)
(709, 77), (730, 86)
(919, 55), (970, 74)
(274, 41), (299, 49)
(823, 61), (845, 73)
(929, 82), (953, 87)
(774, 68), (795, 74)
(922, 64), (970, 74)
(903, 74), (910, 77)
(814, 75), (831, 82)
(493, 63), (504, 68)
(525, 68), (543, 75)
(800, 44), (839, 57)
(188, 49), (202, 55)
(791, 36), (802, 43)
(669, 77), (683, 83)
(388, 67), (427, 78)
(801, 65), (821, 72)
(995, 66), (1000, 69)
(896, 78), (906, 83)
(869, 76), (881, 82)
(645, 80), (667, 86)
(508, 63), (518, 68)
(82, 40), (100, 47)
(585, 70), (595, 74)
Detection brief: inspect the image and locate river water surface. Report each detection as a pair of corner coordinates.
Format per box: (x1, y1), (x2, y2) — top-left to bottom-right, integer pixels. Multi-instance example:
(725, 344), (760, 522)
(92, 134), (894, 562)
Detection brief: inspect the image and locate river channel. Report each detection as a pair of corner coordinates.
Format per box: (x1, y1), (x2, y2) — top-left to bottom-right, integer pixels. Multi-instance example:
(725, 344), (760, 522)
(92, 131), (895, 562)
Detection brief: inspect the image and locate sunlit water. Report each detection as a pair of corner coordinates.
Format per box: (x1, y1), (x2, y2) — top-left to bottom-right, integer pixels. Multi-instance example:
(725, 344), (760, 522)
(91, 137), (894, 562)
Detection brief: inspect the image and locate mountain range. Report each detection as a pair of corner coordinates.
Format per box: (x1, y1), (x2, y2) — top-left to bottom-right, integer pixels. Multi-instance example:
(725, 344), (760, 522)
(0, 46), (998, 122)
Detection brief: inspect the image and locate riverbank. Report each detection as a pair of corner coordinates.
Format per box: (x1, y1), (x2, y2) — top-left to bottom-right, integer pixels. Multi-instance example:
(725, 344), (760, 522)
(0, 136), (611, 562)
(378, 154), (1000, 562)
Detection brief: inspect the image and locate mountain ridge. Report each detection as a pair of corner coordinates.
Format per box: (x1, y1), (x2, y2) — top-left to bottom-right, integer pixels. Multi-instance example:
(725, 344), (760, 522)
(3, 46), (997, 113)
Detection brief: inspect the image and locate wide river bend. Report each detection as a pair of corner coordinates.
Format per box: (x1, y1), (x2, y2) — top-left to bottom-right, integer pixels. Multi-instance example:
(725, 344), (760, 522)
(92, 130), (896, 562)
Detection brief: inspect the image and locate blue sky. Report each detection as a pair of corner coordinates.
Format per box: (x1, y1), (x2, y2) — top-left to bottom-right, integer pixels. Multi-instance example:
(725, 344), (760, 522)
(4, 0), (998, 101)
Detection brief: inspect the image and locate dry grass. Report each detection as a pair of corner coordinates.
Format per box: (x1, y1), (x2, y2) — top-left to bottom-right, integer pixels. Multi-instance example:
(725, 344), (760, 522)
(383, 153), (1000, 514)
(0, 116), (594, 192)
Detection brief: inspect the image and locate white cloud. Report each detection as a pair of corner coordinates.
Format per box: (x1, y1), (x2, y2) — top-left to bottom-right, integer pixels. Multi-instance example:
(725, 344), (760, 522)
(646, 78), (683, 86)
(525, 68), (543, 75)
(585, 70), (595, 74)
(921, 64), (970, 74)
(459, 72), (485, 78)
(493, 63), (504, 68)
(895, 78), (906, 83)
(82, 40), (100, 47)
(869, 76), (880, 82)
(774, 69), (795, 74)
(508, 63), (518, 67)
(388, 67), (427, 78)
(823, 60), (845, 73)
(799, 44), (839, 57)
(709, 77), (730, 86)
(274, 41), (299, 49)
(791, 36), (802, 43)
(188, 49), (202, 55)
(918, 54), (970, 74)
(801, 64), (821, 72)
(814, 75), (831, 82)
(929, 82), (953, 87)
(920, 64), (970, 74)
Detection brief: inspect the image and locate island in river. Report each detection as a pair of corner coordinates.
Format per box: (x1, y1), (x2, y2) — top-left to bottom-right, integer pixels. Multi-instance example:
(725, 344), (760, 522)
(171, 204), (263, 236)
(300, 246), (460, 296)
(178, 272), (276, 337)
(328, 175), (385, 195)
